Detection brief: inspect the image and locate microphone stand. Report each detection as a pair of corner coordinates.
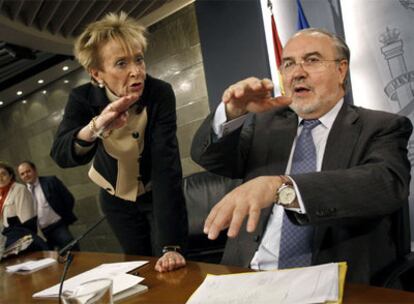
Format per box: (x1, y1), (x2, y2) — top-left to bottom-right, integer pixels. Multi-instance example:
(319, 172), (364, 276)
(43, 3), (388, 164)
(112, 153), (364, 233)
(57, 216), (106, 303)
(58, 251), (73, 304)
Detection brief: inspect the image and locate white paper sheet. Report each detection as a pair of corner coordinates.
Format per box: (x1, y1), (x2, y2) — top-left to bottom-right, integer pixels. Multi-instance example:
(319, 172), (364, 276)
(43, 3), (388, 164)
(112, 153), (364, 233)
(186, 263), (339, 304)
(33, 260), (148, 298)
(6, 258), (57, 273)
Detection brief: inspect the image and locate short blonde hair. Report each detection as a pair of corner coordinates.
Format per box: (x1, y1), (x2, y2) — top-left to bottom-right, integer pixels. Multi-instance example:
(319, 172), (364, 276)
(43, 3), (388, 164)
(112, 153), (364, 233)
(74, 11), (147, 72)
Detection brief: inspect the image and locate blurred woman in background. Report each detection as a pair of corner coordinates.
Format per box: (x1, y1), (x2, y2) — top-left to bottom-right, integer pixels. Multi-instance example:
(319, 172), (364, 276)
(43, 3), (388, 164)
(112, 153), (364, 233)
(50, 12), (187, 272)
(0, 162), (47, 254)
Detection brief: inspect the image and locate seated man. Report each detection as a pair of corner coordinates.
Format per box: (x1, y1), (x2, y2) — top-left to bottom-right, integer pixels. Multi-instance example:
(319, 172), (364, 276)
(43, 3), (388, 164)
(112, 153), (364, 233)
(191, 28), (412, 285)
(17, 161), (78, 251)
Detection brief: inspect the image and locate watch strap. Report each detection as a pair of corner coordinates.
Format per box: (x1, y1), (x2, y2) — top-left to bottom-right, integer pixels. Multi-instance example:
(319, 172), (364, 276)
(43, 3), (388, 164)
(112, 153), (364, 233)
(279, 175), (293, 186)
(162, 245), (182, 255)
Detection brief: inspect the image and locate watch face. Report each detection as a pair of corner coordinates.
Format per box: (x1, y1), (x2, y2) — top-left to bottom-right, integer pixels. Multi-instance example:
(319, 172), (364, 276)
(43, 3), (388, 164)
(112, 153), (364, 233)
(279, 187), (296, 205)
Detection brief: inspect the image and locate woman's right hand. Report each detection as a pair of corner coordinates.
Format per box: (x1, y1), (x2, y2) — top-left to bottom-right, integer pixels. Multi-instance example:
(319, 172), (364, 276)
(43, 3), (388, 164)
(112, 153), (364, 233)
(154, 251), (186, 273)
(95, 95), (138, 131)
(76, 95), (138, 142)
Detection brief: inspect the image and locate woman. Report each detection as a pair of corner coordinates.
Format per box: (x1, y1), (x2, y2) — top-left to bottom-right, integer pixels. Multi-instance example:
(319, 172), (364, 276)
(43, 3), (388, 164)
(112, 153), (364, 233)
(50, 12), (187, 272)
(0, 162), (47, 253)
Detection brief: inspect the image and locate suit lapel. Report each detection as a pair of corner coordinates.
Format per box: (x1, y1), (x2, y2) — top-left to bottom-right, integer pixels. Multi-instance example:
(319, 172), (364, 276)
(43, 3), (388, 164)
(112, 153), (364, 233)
(38, 178), (51, 203)
(322, 103), (360, 171)
(89, 86), (110, 114)
(313, 103), (360, 259)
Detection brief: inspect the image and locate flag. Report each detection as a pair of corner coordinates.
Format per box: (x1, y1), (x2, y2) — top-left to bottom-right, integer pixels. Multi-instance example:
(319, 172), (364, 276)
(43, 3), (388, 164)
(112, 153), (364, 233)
(270, 9), (284, 95)
(297, 0), (310, 29)
(270, 13), (283, 69)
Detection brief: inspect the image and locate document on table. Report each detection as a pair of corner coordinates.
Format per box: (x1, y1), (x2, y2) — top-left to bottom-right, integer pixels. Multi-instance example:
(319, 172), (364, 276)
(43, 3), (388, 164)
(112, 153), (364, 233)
(186, 262), (347, 304)
(33, 261), (148, 300)
(6, 258), (57, 273)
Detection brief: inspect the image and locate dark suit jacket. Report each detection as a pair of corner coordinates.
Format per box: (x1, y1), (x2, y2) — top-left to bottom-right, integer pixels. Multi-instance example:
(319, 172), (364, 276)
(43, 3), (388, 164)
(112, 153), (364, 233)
(49, 75), (188, 254)
(38, 176), (77, 226)
(191, 102), (412, 284)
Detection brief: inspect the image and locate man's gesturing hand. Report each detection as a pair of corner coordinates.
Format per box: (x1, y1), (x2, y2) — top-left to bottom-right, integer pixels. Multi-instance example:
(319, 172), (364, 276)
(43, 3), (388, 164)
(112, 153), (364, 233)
(222, 77), (291, 120)
(203, 176), (283, 240)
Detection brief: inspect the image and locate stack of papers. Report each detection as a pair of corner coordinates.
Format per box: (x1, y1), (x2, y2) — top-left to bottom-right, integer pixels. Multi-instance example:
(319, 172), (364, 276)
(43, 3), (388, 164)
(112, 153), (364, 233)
(6, 258), (56, 273)
(187, 262), (347, 304)
(33, 261), (149, 302)
(3, 235), (33, 258)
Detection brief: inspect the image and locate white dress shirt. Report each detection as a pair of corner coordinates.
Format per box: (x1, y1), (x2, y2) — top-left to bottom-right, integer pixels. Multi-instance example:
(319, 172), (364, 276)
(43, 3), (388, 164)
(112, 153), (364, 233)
(212, 99), (344, 270)
(28, 179), (61, 229)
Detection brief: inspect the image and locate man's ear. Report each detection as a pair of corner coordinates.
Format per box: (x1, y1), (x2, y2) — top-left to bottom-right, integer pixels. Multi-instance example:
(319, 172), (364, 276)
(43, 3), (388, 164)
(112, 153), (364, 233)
(338, 60), (348, 85)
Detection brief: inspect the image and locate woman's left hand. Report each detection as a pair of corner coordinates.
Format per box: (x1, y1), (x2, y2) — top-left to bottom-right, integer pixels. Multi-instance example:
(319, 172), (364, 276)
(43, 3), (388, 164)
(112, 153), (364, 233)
(154, 251), (186, 272)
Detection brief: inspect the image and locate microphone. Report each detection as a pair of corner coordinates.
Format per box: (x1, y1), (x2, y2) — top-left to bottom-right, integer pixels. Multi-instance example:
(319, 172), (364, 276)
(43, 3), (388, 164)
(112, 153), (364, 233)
(58, 215), (107, 257)
(58, 215), (106, 303)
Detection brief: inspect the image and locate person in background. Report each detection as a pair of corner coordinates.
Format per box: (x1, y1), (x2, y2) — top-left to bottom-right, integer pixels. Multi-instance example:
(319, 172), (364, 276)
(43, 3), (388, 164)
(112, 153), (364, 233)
(0, 162), (47, 253)
(50, 12), (187, 272)
(191, 28), (412, 285)
(17, 161), (78, 251)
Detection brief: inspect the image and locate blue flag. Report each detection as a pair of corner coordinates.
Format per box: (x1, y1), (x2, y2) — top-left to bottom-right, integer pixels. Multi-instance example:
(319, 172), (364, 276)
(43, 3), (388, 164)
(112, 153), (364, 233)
(297, 0), (310, 29)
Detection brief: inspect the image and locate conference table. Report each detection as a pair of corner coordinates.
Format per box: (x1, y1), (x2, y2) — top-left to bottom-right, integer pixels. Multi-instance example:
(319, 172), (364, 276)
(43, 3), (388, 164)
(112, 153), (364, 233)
(1, 251), (414, 303)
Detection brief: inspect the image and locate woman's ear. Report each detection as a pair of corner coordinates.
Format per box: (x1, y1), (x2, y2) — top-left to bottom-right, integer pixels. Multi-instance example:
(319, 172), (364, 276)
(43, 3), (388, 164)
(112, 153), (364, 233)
(90, 68), (100, 83)
(90, 69), (105, 87)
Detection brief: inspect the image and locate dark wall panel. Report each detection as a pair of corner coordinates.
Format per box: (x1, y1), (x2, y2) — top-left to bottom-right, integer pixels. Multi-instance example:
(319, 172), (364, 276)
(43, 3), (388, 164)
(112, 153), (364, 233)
(195, 0), (270, 110)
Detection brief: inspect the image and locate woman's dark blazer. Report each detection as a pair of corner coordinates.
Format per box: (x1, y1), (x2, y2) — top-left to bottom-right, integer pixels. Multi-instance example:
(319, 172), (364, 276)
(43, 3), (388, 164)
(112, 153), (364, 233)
(50, 75), (188, 254)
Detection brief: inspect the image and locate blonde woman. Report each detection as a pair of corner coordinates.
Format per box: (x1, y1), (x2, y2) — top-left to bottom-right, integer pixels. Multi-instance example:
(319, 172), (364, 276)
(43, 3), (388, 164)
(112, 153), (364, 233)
(51, 12), (187, 272)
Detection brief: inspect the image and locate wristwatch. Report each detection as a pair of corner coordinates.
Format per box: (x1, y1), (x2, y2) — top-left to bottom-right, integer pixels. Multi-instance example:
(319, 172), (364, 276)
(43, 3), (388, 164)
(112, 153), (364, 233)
(276, 176), (297, 207)
(162, 245), (182, 255)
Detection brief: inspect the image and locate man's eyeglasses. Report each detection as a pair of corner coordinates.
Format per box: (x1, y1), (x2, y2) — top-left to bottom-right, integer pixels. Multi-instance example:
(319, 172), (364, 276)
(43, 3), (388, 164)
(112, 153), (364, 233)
(280, 58), (343, 75)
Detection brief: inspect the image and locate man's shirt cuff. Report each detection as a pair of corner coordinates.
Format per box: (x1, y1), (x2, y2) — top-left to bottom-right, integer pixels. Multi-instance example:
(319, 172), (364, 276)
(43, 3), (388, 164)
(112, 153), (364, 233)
(212, 102), (248, 138)
(284, 176), (307, 214)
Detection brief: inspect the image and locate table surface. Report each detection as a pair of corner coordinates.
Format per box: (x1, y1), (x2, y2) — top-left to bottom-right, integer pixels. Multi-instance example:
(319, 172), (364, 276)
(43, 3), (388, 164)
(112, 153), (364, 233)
(1, 251), (414, 303)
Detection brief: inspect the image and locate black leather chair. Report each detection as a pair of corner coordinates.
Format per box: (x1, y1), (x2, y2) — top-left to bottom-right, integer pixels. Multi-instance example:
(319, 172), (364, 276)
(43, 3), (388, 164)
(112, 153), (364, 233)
(183, 171), (241, 263)
(380, 252), (414, 291)
(375, 202), (414, 291)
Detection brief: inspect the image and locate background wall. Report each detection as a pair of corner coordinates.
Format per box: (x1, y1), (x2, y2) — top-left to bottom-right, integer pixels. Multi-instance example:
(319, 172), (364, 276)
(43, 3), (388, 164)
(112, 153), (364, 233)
(196, 0), (271, 110)
(340, 0), (414, 248)
(0, 3), (208, 253)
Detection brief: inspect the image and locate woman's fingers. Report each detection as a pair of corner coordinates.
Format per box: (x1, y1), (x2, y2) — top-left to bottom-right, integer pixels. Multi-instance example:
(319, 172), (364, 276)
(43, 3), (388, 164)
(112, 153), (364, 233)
(96, 95), (137, 131)
(154, 252), (186, 272)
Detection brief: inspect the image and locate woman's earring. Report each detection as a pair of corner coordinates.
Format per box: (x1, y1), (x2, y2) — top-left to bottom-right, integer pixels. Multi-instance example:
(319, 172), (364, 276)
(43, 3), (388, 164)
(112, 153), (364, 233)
(98, 81), (104, 88)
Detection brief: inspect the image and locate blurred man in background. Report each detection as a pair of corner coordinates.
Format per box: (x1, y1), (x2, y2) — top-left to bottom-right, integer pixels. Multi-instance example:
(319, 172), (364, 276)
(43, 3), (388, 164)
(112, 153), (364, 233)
(17, 161), (78, 251)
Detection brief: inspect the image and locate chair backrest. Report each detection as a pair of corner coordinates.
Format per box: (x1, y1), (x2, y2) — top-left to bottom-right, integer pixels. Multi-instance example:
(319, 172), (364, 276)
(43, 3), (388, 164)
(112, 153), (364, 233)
(182, 171), (241, 261)
(374, 202), (413, 290)
(183, 171), (242, 237)
(381, 252), (414, 291)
